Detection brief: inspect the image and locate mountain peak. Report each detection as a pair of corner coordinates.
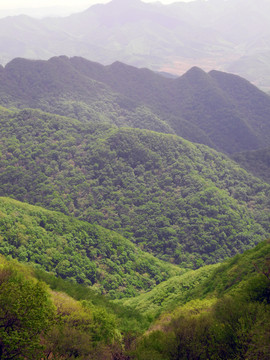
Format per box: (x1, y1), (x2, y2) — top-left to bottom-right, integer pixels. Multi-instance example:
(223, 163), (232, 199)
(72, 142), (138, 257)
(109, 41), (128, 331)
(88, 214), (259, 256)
(185, 66), (207, 77)
(180, 66), (211, 84)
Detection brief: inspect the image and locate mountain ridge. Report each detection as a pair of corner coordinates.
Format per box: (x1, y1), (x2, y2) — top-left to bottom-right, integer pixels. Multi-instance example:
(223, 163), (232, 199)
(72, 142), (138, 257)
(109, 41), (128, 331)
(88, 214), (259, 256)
(1, 56), (270, 154)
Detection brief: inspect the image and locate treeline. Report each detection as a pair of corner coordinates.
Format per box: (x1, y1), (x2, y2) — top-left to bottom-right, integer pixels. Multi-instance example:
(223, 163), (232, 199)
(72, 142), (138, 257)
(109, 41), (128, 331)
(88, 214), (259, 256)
(0, 107), (269, 267)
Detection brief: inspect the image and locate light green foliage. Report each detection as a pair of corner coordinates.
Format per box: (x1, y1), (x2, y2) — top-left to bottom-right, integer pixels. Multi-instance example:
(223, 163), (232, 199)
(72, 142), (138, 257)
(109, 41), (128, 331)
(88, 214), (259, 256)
(0, 256), (130, 360)
(0, 238), (269, 360)
(195, 239), (270, 298)
(44, 292), (121, 359)
(120, 240), (270, 324)
(119, 265), (218, 319)
(0, 263), (55, 359)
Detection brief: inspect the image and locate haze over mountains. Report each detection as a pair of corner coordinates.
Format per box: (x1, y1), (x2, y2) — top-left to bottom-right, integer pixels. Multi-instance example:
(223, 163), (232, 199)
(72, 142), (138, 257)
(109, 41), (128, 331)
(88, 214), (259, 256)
(1, 0), (270, 90)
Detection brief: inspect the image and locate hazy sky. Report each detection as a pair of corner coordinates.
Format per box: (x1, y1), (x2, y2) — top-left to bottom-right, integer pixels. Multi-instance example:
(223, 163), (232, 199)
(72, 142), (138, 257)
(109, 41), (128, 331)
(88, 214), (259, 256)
(0, 0), (193, 9)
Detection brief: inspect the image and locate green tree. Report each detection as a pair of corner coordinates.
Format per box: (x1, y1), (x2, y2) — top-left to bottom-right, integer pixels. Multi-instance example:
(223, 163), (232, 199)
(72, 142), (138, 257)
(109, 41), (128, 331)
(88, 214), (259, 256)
(0, 265), (55, 359)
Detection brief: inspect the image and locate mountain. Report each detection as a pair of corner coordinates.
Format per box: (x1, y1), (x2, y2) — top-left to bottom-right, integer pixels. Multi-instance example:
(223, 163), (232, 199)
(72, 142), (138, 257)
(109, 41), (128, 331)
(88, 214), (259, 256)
(1, 0), (270, 89)
(1, 56), (270, 154)
(0, 106), (269, 268)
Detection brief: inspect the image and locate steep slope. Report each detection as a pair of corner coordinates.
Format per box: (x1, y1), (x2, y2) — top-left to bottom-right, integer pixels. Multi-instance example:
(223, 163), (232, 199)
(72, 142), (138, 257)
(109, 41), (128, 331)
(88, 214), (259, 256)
(1, 237), (270, 359)
(1, 57), (270, 154)
(0, 57), (175, 135)
(0, 107), (269, 267)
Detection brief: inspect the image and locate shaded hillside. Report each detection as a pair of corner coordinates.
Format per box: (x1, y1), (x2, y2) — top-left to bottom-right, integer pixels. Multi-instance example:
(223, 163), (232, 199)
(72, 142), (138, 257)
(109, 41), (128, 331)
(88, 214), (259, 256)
(232, 147), (270, 184)
(0, 107), (269, 267)
(0, 197), (182, 298)
(1, 57), (270, 153)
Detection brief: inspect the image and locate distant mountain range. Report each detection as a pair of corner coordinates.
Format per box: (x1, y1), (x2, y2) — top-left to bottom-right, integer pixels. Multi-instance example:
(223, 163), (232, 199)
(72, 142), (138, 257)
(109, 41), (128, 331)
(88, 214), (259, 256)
(0, 0), (270, 90)
(1, 56), (270, 155)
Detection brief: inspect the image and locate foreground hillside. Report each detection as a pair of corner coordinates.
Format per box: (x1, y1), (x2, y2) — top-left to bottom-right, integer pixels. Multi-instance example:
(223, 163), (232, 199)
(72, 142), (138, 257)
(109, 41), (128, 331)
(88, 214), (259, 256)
(0, 255), (143, 359)
(1, 236), (269, 359)
(120, 239), (270, 318)
(0, 107), (269, 267)
(1, 56), (270, 154)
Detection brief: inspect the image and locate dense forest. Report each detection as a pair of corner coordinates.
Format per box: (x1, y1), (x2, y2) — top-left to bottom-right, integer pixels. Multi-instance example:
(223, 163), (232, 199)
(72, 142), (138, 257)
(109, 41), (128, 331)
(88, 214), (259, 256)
(0, 107), (269, 267)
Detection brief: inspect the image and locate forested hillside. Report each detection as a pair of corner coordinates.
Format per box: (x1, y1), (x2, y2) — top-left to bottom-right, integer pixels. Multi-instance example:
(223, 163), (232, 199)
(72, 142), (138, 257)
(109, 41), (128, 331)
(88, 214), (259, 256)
(0, 107), (269, 268)
(120, 239), (270, 319)
(0, 254), (146, 359)
(1, 56), (270, 154)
